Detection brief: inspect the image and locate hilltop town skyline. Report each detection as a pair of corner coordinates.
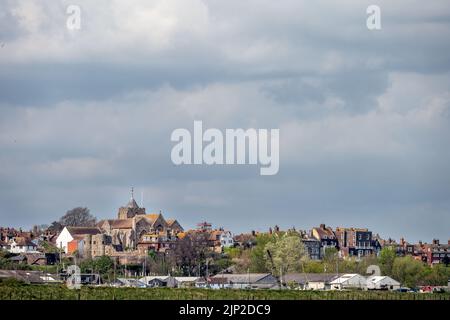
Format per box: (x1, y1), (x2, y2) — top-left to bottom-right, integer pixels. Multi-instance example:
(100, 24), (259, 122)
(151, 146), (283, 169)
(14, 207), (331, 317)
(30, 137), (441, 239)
(1, 189), (447, 245)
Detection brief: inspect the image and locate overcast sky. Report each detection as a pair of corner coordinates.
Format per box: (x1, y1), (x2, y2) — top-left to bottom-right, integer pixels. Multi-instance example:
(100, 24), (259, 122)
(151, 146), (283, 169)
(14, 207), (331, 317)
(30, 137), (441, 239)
(0, 0), (449, 242)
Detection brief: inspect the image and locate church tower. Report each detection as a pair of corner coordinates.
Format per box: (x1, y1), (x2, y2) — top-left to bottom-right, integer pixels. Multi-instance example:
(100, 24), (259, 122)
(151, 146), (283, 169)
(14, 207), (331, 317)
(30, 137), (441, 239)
(118, 187), (146, 219)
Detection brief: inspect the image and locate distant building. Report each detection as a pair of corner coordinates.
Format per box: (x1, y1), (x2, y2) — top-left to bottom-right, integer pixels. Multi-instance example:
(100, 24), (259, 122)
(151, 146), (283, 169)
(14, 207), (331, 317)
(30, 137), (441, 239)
(139, 275), (177, 288)
(0, 270), (60, 284)
(366, 276), (400, 291)
(311, 224), (338, 255)
(334, 227), (379, 259)
(301, 236), (322, 260)
(96, 190), (183, 253)
(187, 222), (234, 253)
(283, 273), (340, 290)
(421, 239), (450, 266)
(210, 273), (279, 289)
(8, 237), (38, 254)
(330, 273), (367, 290)
(56, 226), (102, 254)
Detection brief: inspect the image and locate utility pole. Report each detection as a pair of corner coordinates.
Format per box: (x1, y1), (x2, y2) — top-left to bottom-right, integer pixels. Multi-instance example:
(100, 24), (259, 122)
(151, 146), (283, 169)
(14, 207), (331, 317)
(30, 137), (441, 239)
(113, 258), (116, 284)
(336, 251), (339, 277)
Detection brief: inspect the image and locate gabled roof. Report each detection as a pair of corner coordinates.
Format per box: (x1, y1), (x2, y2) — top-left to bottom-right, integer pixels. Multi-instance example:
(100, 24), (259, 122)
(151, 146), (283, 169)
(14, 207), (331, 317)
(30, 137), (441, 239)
(283, 273), (340, 284)
(66, 227), (102, 236)
(174, 277), (201, 282)
(145, 213), (161, 222)
(330, 273), (363, 284)
(140, 275), (172, 281)
(11, 237), (36, 247)
(211, 273), (273, 284)
(97, 219), (133, 229)
(312, 226), (336, 239)
(109, 219), (133, 229)
(367, 276), (400, 285)
(166, 219), (175, 225)
(127, 198), (139, 209)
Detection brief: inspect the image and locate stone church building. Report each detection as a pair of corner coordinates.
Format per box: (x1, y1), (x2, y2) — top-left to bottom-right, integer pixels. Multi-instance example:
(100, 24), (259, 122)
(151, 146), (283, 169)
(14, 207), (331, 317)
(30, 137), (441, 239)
(94, 190), (183, 254)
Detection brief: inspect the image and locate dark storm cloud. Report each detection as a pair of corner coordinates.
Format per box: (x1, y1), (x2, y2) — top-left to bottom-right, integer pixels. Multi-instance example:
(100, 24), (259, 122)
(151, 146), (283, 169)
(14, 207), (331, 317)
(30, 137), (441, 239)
(0, 0), (449, 242)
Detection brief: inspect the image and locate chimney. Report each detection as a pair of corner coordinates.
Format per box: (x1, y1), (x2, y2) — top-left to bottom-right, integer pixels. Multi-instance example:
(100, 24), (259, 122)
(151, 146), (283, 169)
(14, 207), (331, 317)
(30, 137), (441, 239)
(320, 224), (326, 230)
(432, 239), (439, 245)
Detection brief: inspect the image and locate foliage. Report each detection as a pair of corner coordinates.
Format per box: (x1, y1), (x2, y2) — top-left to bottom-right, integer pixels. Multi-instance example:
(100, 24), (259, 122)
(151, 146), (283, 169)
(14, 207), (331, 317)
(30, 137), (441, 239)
(392, 256), (424, 288)
(0, 277), (26, 286)
(249, 233), (276, 273)
(264, 232), (309, 275)
(0, 249), (32, 270)
(420, 264), (450, 286)
(40, 241), (60, 254)
(378, 247), (397, 276)
(80, 256), (115, 281)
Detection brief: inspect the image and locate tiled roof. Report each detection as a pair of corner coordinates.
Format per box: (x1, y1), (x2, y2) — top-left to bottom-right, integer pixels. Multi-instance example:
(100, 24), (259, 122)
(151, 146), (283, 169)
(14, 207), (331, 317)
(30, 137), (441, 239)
(66, 227), (102, 236)
(283, 273), (340, 284)
(109, 219), (133, 229)
(12, 237), (36, 247)
(145, 213), (160, 222)
(313, 226), (335, 238)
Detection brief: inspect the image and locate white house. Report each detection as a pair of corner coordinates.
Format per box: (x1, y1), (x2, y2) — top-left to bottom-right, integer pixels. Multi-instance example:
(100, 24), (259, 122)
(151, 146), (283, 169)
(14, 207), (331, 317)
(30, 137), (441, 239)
(283, 273), (340, 290)
(366, 276), (401, 291)
(220, 231), (234, 248)
(8, 237), (38, 254)
(330, 273), (367, 290)
(56, 226), (101, 253)
(174, 276), (202, 288)
(139, 276), (177, 288)
(210, 273), (279, 289)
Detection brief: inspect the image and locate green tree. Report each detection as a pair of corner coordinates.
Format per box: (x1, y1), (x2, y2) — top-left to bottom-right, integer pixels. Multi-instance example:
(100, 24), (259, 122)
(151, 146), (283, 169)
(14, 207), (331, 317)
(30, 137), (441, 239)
(249, 233), (275, 273)
(392, 256), (424, 288)
(378, 247), (396, 276)
(264, 233), (309, 276)
(421, 264), (450, 286)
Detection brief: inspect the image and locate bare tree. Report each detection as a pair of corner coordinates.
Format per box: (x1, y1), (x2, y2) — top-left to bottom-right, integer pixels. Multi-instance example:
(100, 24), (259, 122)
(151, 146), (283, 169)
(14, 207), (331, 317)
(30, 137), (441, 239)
(59, 207), (96, 227)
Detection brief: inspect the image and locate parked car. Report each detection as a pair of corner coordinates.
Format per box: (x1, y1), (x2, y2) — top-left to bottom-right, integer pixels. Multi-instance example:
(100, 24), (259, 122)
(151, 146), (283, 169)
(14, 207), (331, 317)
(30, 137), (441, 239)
(395, 287), (410, 293)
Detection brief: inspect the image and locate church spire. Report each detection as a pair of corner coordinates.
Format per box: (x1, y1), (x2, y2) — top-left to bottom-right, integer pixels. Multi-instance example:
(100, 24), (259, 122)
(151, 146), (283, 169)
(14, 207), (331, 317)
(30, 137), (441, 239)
(127, 187), (139, 208)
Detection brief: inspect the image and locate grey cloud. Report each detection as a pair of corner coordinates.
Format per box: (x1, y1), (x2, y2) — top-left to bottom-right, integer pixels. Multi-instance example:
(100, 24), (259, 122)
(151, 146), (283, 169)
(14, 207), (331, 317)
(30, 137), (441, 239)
(0, 1), (449, 243)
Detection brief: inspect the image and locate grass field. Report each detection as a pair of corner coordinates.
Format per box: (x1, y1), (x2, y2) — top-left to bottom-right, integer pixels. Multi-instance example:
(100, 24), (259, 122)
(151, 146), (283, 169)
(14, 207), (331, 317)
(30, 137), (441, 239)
(0, 284), (449, 300)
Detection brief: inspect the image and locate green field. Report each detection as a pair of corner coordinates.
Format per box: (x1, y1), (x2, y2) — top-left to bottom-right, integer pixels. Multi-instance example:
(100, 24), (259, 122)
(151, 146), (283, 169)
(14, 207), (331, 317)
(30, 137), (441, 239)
(0, 284), (449, 300)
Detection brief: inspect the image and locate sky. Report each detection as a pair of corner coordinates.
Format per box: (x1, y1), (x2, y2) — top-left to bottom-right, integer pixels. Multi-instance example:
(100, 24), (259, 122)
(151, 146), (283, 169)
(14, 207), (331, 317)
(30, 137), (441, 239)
(0, 0), (449, 243)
